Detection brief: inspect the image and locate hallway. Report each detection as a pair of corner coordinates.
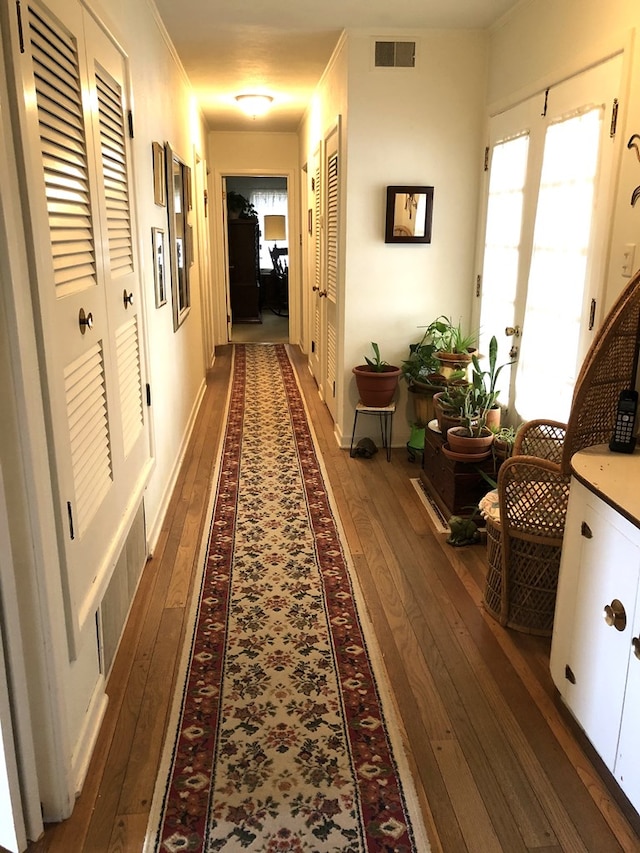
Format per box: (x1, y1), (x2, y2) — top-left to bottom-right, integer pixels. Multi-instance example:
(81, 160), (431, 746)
(29, 346), (640, 852)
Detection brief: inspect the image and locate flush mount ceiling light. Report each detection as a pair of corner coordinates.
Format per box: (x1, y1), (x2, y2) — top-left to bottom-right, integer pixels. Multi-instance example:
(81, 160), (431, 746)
(235, 94), (274, 118)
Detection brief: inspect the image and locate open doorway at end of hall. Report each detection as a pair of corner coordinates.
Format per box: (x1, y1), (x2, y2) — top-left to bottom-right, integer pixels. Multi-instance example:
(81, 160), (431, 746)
(226, 175), (289, 344)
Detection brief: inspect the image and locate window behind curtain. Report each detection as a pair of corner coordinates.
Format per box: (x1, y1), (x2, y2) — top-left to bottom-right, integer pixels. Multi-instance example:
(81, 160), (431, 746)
(249, 189), (288, 268)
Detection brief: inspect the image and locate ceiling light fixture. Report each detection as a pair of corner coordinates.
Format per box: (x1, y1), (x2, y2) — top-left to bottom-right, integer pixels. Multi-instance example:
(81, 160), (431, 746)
(235, 94), (274, 119)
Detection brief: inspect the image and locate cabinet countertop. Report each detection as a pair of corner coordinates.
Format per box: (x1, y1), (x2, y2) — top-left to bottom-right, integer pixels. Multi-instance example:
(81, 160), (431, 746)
(571, 444), (640, 528)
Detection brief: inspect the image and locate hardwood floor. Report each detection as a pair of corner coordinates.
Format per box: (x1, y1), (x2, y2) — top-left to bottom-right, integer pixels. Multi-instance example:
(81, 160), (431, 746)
(29, 344), (640, 852)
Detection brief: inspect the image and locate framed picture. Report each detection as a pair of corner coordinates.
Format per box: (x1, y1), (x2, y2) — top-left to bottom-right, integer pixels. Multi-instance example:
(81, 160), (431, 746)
(152, 141), (166, 206)
(152, 227), (166, 307)
(384, 185), (434, 243)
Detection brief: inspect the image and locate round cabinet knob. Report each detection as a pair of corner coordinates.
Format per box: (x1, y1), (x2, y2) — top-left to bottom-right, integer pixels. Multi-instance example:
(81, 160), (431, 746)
(312, 285), (320, 292)
(632, 636), (640, 661)
(505, 325), (521, 337)
(78, 308), (93, 334)
(603, 598), (627, 632)
(123, 289), (134, 308)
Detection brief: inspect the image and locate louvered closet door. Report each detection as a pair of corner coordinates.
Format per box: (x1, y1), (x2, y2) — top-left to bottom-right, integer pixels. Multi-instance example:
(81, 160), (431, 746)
(322, 124), (339, 419)
(17, 0), (150, 653)
(309, 149), (322, 385)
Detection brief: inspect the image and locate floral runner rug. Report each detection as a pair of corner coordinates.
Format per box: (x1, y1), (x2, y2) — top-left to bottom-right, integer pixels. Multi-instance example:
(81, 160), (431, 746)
(145, 344), (429, 853)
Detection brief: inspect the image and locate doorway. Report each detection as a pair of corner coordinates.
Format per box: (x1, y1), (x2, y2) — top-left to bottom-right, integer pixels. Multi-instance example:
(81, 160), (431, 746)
(225, 176), (289, 344)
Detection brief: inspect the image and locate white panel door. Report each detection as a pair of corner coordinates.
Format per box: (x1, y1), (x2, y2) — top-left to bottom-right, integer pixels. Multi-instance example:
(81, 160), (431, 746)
(14, 0), (150, 653)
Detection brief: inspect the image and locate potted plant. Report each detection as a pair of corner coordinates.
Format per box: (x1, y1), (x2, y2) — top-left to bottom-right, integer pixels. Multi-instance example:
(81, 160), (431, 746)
(492, 424), (519, 460)
(353, 342), (401, 407)
(425, 315), (478, 379)
(445, 381), (497, 460)
(226, 190), (258, 220)
(401, 330), (444, 430)
(469, 335), (513, 432)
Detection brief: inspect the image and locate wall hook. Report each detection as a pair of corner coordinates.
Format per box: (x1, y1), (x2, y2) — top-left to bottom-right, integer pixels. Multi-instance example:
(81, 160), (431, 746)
(627, 133), (640, 162)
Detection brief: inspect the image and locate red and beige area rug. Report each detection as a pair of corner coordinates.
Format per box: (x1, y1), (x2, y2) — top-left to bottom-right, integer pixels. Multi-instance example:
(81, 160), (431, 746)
(145, 344), (429, 853)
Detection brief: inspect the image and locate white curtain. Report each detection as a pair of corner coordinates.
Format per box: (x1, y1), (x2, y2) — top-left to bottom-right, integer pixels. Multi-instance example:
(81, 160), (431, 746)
(249, 190), (288, 267)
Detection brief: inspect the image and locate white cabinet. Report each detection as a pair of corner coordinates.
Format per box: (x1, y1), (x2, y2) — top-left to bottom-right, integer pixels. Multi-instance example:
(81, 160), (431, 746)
(551, 477), (640, 811)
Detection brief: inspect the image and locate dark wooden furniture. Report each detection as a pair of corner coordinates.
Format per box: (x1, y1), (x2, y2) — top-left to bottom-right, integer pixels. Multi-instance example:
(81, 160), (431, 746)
(420, 424), (497, 518)
(228, 219), (261, 323)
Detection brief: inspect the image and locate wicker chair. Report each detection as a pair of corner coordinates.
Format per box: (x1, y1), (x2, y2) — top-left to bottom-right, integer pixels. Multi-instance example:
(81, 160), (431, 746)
(482, 421), (570, 635)
(482, 269), (640, 635)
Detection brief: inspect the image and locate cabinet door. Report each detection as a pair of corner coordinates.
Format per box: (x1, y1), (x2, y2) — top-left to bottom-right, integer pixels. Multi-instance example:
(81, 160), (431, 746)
(563, 497), (640, 770)
(615, 592), (640, 811)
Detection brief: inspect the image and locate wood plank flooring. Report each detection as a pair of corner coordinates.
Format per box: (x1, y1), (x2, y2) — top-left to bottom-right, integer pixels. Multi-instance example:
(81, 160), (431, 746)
(28, 344), (640, 852)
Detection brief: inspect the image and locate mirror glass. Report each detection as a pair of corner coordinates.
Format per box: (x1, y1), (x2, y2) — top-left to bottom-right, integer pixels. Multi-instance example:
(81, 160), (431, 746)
(385, 185), (434, 243)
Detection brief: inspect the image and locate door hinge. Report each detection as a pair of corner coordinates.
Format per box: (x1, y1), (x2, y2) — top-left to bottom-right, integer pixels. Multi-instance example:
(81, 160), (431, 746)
(476, 274), (482, 298)
(67, 501), (75, 541)
(610, 98), (619, 139)
(146, 382), (152, 406)
(311, 340), (316, 353)
(483, 146), (489, 172)
(333, 381), (336, 397)
(16, 1), (25, 53)
(541, 87), (549, 118)
(127, 110), (134, 139)
(588, 299), (596, 331)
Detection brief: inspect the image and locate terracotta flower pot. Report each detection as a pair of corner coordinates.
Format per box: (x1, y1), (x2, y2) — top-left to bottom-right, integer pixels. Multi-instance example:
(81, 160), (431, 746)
(447, 425), (494, 456)
(433, 391), (462, 433)
(353, 364), (401, 407)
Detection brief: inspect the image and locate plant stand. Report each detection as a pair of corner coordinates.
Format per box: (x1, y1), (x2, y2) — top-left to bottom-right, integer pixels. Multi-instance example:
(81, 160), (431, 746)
(350, 402), (395, 462)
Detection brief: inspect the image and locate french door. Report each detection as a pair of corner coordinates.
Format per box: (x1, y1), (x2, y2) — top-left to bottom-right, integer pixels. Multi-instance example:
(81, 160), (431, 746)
(478, 55), (622, 424)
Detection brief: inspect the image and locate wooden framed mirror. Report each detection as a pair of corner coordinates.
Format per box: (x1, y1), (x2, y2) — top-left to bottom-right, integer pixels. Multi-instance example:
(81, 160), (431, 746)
(385, 185), (434, 243)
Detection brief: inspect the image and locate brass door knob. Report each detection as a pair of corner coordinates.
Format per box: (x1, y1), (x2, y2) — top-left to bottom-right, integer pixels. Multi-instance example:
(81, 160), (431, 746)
(78, 308), (93, 334)
(505, 325), (521, 337)
(603, 599), (627, 632)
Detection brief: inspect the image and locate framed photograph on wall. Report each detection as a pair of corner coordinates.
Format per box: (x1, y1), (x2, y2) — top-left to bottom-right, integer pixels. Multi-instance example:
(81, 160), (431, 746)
(152, 141), (166, 206)
(152, 227), (167, 307)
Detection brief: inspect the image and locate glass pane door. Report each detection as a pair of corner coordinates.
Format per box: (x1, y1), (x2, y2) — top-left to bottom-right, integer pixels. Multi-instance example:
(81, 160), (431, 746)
(477, 54), (622, 424)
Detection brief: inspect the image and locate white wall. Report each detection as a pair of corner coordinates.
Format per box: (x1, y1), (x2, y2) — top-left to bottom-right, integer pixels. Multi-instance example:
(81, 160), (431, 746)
(300, 30), (488, 444)
(207, 131), (301, 345)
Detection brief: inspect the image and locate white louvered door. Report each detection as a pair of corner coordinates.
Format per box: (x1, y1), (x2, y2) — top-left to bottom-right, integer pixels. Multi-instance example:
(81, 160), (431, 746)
(309, 148), (322, 385)
(16, 0), (150, 654)
(322, 124), (339, 418)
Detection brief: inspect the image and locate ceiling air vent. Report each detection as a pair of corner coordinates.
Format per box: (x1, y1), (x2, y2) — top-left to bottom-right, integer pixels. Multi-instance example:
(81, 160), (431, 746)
(374, 41), (416, 68)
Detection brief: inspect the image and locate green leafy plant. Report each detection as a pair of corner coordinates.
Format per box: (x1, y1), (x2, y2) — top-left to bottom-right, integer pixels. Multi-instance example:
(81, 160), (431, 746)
(401, 330), (442, 386)
(364, 342), (388, 372)
(424, 315), (477, 355)
(470, 335), (513, 401)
